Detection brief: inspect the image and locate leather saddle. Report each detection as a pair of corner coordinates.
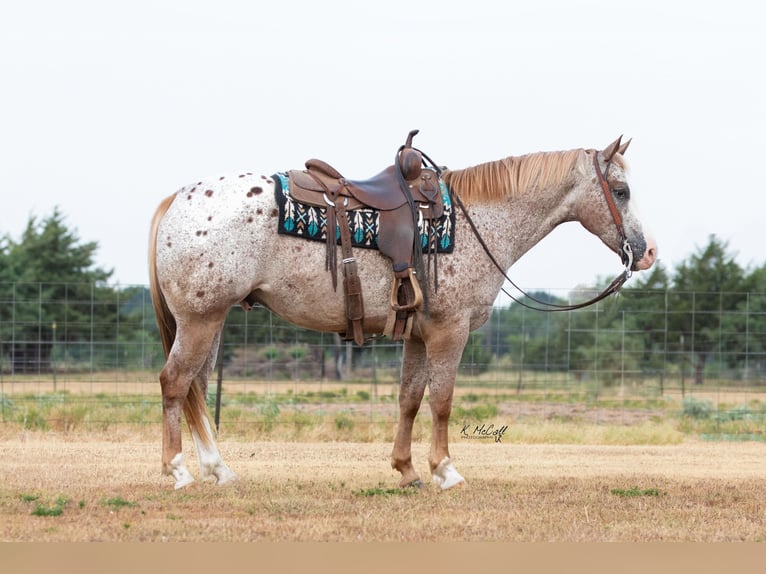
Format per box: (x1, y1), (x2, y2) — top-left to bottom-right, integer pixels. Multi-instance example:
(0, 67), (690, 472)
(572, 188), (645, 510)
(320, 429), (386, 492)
(286, 130), (445, 344)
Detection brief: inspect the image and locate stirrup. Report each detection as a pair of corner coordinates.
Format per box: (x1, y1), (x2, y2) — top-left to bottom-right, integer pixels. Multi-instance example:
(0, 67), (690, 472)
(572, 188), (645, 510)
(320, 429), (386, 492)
(389, 268), (423, 313)
(382, 269), (423, 341)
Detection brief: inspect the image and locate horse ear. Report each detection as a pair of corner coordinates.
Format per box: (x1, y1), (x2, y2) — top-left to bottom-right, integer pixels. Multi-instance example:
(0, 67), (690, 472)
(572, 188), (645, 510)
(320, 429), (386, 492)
(618, 138), (632, 156)
(602, 135), (623, 162)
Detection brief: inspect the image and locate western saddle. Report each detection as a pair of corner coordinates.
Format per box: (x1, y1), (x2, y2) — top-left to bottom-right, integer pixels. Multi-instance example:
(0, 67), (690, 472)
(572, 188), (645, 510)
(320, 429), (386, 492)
(287, 130), (445, 344)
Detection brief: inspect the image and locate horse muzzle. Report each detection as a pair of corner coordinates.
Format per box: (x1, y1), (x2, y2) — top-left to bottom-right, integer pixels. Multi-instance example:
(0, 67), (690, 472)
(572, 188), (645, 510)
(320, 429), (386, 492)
(628, 235), (657, 271)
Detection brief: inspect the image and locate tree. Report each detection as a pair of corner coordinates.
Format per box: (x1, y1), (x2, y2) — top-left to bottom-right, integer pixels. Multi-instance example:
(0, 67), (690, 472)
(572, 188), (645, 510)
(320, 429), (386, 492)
(0, 208), (114, 373)
(478, 291), (568, 361)
(459, 331), (493, 376)
(669, 235), (746, 385)
(557, 294), (641, 387)
(738, 263), (766, 379)
(621, 262), (672, 378)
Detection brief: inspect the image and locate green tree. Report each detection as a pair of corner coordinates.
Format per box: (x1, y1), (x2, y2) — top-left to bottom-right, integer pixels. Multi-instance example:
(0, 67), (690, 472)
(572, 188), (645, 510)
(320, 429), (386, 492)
(669, 235), (746, 385)
(478, 291), (568, 361)
(559, 296), (635, 386)
(738, 264), (766, 379)
(0, 208), (115, 373)
(460, 330), (493, 376)
(111, 285), (164, 370)
(621, 262), (672, 379)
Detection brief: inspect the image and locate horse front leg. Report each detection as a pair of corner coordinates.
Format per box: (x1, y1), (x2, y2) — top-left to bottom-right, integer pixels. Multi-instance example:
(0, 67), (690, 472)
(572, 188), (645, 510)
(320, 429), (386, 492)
(425, 321), (470, 490)
(391, 337), (429, 488)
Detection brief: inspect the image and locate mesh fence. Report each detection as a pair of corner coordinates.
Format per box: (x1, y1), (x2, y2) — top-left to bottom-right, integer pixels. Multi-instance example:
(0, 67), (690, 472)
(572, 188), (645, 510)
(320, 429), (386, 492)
(1, 282), (765, 439)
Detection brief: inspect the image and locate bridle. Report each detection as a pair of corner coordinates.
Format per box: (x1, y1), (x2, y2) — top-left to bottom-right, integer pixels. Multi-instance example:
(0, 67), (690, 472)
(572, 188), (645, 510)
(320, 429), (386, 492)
(451, 149), (634, 312)
(592, 150), (634, 271)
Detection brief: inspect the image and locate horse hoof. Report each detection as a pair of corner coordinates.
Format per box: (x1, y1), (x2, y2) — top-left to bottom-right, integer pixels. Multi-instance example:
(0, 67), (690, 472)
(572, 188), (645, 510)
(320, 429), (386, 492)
(431, 457), (466, 490)
(215, 471), (238, 486)
(435, 475), (466, 490)
(170, 453), (195, 489)
(174, 474), (195, 490)
(405, 479), (425, 490)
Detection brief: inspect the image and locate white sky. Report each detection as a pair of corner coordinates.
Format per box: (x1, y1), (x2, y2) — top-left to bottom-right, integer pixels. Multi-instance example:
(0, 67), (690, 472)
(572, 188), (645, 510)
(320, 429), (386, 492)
(1, 0), (764, 299)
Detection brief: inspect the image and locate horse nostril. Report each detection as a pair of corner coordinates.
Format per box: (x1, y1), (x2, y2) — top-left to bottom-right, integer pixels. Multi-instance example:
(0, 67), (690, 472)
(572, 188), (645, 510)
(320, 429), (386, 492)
(641, 245), (658, 269)
(635, 240), (658, 270)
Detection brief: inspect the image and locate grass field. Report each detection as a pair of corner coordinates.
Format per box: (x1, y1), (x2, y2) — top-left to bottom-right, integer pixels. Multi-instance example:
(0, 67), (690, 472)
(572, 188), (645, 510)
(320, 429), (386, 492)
(2, 376), (766, 443)
(2, 375), (766, 542)
(1, 437), (765, 542)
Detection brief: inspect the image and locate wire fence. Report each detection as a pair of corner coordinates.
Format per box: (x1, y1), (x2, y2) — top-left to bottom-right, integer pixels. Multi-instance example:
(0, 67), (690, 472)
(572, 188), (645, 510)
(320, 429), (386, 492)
(1, 282), (766, 439)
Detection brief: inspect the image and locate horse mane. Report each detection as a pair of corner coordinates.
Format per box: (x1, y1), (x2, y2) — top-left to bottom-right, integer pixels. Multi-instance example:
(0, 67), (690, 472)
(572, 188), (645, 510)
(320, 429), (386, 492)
(442, 149), (587, 204)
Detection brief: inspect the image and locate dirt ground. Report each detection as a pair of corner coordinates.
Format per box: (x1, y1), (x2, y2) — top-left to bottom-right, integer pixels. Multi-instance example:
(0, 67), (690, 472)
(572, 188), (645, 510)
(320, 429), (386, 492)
(1, 435), (765, 542)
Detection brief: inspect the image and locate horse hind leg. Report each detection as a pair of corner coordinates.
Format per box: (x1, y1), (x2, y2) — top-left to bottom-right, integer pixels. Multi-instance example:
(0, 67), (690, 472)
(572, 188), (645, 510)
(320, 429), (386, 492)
(160, 358), (196, 489)
(187, 327), (236, 486)
(160, 317), (231, 489)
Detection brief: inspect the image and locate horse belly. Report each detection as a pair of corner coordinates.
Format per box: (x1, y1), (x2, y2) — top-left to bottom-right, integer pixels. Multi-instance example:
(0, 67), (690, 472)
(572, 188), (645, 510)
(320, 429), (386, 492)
(255, 242), (394, 334)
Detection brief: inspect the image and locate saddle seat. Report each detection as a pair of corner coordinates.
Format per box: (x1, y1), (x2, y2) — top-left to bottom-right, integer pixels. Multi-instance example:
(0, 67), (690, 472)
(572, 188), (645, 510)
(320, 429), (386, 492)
(285, 131), (445, 345)
(306, 148), (441, 217)
(291, 152), (443, 216)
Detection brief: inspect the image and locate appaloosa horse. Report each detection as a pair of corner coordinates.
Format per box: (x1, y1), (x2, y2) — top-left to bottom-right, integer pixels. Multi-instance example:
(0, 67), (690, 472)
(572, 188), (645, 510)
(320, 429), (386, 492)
(148, 135), (657, 489)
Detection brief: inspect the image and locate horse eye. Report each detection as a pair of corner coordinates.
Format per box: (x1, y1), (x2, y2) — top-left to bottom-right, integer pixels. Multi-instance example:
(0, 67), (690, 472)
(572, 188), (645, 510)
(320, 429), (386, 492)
(613, 187), (629, 200)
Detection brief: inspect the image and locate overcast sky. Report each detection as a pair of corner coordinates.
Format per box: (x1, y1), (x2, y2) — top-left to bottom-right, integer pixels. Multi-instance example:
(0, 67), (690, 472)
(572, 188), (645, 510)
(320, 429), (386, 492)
(2, 0), (763, 300)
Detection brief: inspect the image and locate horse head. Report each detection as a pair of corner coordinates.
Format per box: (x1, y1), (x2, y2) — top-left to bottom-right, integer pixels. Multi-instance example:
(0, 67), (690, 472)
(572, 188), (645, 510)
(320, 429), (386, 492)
(576, 136), (657, 272)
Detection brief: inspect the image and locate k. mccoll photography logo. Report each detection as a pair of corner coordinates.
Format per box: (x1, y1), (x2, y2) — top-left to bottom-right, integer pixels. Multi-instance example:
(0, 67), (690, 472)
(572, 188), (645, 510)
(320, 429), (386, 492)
(460, 423), (508, 443)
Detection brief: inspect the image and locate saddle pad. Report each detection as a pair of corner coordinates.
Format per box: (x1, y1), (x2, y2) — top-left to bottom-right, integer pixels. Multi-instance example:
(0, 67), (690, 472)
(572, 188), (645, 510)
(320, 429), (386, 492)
(273, 172), (455, 253)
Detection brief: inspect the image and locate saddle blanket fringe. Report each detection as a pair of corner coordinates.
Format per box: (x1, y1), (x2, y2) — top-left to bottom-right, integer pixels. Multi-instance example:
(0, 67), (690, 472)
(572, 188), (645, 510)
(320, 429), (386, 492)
(273, 172), (455, 253)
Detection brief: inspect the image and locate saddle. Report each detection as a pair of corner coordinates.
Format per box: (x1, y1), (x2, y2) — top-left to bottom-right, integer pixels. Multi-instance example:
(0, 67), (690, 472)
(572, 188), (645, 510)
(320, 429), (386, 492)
(287, 130), (445, 344)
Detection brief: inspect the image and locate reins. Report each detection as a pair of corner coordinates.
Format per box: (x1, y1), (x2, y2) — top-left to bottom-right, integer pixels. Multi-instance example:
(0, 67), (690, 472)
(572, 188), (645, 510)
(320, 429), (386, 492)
(449, 150), (633, 312)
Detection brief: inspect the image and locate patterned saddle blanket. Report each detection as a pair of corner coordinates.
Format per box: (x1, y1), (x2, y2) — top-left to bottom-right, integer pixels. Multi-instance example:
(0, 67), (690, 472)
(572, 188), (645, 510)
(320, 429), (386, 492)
(273, 170), (455, 253)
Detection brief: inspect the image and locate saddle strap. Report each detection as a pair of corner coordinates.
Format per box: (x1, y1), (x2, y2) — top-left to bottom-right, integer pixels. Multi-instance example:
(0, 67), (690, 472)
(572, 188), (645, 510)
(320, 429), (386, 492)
(326, 199), (338, 290)
(300, 170), (341, 290)
(335, 198), (365, 346)
(301, 168), (365, 344)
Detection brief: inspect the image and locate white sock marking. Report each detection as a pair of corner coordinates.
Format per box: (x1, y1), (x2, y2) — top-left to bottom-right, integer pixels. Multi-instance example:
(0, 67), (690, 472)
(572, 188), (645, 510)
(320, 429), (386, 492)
(170, 453), (195, 489)
(191, 416), (237, 485)
(431, 456), (466, 490)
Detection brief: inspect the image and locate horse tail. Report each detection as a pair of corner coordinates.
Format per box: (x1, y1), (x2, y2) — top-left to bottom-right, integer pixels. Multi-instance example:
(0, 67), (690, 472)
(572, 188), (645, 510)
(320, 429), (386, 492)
(148, 194), (177, 358)
(148, 193), (215, 448)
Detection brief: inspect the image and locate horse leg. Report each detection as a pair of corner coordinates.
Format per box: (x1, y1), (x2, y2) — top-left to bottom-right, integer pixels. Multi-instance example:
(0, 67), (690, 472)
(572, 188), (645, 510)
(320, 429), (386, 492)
(188, 327), (237, 486)
(391, 337), (428, 488)
(425, 321), (470, 490)
(159, 317), (224, 489)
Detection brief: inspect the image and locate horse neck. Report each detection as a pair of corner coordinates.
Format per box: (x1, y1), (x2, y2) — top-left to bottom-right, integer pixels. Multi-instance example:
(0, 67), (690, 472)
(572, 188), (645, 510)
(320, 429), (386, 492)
(446, 149), (583, 268)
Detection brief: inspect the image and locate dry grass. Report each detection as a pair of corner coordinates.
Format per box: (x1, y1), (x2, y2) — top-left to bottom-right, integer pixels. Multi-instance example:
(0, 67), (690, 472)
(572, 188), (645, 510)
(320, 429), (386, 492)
(1, 435), (765, 542)
(2, 376), (765, 542)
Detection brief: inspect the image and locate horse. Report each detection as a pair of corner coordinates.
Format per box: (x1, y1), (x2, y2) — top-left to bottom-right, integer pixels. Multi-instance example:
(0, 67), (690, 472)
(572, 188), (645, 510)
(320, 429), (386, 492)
(148, 135), (657, 490)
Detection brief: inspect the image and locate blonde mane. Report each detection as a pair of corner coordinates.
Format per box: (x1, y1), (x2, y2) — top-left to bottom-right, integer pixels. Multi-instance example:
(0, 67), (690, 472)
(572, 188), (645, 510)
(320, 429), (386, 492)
(442, 149), (586, 204)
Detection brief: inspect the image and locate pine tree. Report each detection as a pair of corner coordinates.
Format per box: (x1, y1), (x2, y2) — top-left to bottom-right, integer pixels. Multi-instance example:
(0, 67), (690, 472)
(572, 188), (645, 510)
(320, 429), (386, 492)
(669, 235), (746, 385)
(0, 208), (114, 373)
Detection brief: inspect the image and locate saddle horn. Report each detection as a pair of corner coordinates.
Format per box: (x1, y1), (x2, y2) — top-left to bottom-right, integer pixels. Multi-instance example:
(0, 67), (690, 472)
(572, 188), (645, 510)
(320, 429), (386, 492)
(399, 130), (423, 180)
(404, 129), (420, 148)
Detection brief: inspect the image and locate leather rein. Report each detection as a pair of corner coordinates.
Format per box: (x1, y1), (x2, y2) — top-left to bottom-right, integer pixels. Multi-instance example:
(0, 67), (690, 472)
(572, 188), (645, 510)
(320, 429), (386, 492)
(450, 150), (634, 312)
